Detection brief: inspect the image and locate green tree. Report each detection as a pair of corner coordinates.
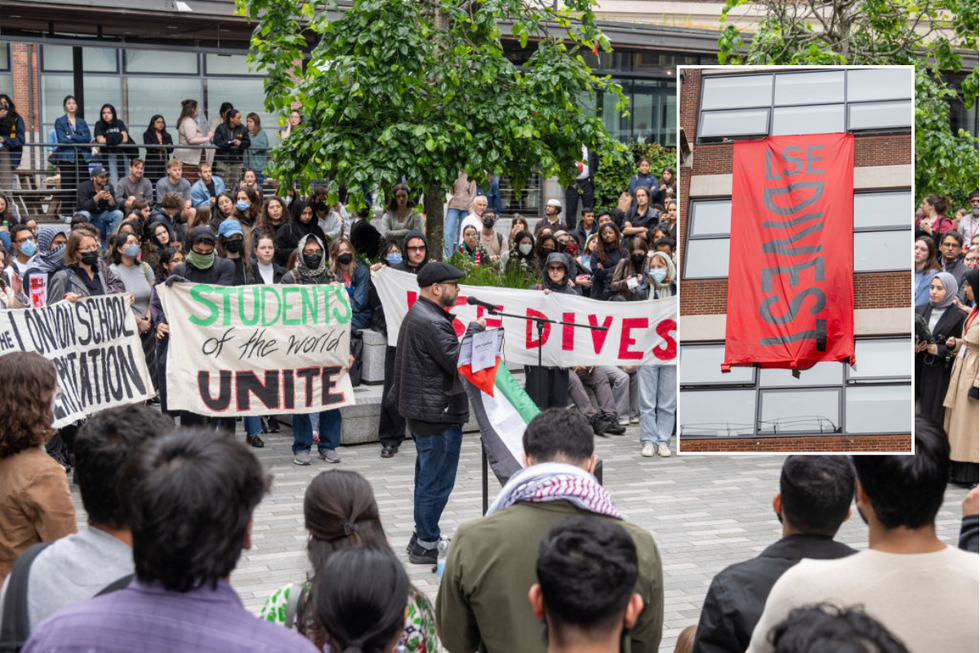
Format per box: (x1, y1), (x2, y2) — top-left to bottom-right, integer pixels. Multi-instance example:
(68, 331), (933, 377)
(236, 0), (628, 260)
(718, 0), (979, 208)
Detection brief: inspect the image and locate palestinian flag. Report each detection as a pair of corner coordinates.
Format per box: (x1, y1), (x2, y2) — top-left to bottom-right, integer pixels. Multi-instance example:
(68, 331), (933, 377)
(459, 358), (540, 485)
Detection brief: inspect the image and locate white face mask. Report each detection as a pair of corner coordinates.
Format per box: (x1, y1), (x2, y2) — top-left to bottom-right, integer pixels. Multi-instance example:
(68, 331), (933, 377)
(973, 205), (978, 216)
(519, 243), (533, 256)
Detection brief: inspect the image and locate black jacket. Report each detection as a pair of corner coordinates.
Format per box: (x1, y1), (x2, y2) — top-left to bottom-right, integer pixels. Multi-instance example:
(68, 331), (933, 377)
(249, 260), (287, 284)
(169, 258), (237, 286)
(76, 180), (116, 214)
(692, 534), (856, 653)
(212, 121), (251, 164)
(914, 302), (967, 425)
(961, 514), (979, 553)
(275, 221), (326, 268)
(390, 295), (483, 431)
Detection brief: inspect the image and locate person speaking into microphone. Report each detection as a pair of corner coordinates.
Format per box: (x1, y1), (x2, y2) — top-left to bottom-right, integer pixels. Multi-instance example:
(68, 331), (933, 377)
(390, 261), (486, 564)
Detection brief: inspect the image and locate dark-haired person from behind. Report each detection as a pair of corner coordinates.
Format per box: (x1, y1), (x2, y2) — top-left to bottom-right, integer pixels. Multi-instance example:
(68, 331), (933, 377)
(436, 408), (663, 653)
(747, 419), (980, 653)
(0, 406), (173, 634)
(692, 456), (857, 653)
(768, 603), (909, 653)
(530, 517), (644, 653)
(314, 548), (409, 653)
(21, 429), (317, 653)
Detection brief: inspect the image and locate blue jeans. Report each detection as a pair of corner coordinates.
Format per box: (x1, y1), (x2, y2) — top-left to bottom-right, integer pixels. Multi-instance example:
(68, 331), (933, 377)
(479, 176), (501, 215)
(413, 424), (463, 544)
(444, 208), (465, 258)
(244, 415), (263, 437)
(292, 409), (342, 453)
(105, 152), (124, 187)
(638, 365), (676, 446)
(78, 209), (124, 243)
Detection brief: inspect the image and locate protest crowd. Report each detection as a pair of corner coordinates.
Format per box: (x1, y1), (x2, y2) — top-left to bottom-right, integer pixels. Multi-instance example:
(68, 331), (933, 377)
(0, 92), (977, 653)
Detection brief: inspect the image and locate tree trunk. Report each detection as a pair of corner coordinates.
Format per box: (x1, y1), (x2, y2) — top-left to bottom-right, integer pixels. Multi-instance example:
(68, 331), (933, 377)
(424, 181), (446, 261)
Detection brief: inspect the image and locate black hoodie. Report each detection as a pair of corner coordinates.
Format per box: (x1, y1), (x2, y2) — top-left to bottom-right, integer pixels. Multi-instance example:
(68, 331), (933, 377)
(392, 229), (430, 275)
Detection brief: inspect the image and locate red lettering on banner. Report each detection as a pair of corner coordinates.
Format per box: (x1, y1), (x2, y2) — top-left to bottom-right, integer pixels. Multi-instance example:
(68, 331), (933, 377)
(407, 291), (418, 310)
(562, 312), (576, 351)
(526, 309), (551, 349)
(653, 319), (677, 361)
(477, 305), (502, 329)
(451, 296), (467, 337)
(618, 318), (648, 360)
(588, 315), (614, 353)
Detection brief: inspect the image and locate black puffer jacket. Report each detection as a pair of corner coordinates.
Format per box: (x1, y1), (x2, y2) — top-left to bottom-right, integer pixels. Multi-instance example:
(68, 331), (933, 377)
(390, 295), (483, 430)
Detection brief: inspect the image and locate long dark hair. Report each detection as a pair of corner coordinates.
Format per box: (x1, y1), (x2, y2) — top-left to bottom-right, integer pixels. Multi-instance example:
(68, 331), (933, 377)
(144, 114), (167, 138)
(915, 235), (942, 273)
(595, 223), (623, 263)
(96, 103), (120, 127)
(385, 183), (416, 212)
(257, 196), (291, 238)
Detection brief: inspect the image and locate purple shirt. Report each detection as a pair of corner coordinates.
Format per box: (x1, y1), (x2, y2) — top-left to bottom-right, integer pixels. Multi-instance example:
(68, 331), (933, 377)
(23, 579), (317, 653)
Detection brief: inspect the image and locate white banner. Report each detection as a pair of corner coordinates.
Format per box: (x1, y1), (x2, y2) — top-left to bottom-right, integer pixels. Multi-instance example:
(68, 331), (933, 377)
(0, 293), (154, 428)
(373, 267), (676, 366)
(158, 282), (355, 416)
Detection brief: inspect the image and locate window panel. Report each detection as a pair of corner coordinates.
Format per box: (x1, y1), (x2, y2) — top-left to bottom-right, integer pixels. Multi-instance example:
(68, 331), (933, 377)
(206, 78), (279, 148)
(700, 109), (768, 138)
(683, 239), (730, 278)
(679, 345), (755, 385)
(125, 77), (203, 139)
(42, 45), (118, 72)
(848, 101), (912, 130)
(759, 389), (841, 434)
(679, 390), (756, 436)
(0, 76), (11, 99)
(41, 76), (122, 125)
(690, 201), (732, 236)
(0, 45), (8, 70)
(125, 49), (198, 75)
(205, 54), (260, 76)
(854, 190), (912, 229)
(774, 71), (844, 106)
(847, 68), (913, 102)
(702, 75), (772, 110)
(850, 340), (912, 379)
(772, 105), (845, 136)
(760, 362), (843, 387)
(853, 230), (910, 272)
(845, 385), (911, 433)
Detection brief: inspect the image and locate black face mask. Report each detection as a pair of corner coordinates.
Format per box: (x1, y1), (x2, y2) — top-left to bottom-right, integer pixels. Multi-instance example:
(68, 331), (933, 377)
(225, 239), (244, 253)
(482, 216), (495, 229)
(632, 254), (646, 267)
(303, 254), (322, 269)
(313, 201), (329, 213)
(540, 248), (554, 257)
(337, 252), (354, 265)
(80, 251), (100, 267)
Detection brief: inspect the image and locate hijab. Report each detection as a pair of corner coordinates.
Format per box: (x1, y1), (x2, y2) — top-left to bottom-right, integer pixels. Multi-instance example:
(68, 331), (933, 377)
(647, 251), (676, 290)
(931, 271), (958, 309)
(293, 234), (333, 284)
(33, 227), (66, 273)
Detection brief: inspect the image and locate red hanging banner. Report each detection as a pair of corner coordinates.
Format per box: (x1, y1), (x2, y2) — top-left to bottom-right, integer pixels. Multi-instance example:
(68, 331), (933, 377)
(722, 133), (854, 371)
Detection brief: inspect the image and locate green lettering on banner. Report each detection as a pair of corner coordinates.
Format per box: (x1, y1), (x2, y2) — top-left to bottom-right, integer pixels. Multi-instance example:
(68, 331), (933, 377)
(218, 287), (236, 326)
(302, 286), (319, 325)
(261, 286), (282, 326)
(241, 287), (261, 326)
(282, 287), (302, 325)
(189, 285), (218, 326)
(330, 285), (352, 324)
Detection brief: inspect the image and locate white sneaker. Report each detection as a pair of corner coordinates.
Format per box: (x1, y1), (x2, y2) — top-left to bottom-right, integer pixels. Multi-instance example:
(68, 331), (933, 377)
(630, 416), (640, 424)
(618, 417), (630, 426)
(657, 443), (672, 458)
(641, 443), (655, 457)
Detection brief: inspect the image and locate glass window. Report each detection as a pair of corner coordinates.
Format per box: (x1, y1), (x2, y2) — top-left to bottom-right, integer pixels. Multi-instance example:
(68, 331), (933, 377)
(581, 51), (631, 72)
(854, 190), (913, 229)
(700, 108), (769, 138)
(125, 77), (203, 138)
(596, 80), (631, 143)
(632, 79), (675, 147)
(702, 75), (772, 110)
(847, 68), (913, 102)
(774, 71), (845, 106)
(125, 49), (198, 75)
(679, 345), (755, 385)
(683, 239), (730, 278)
(41, 76), (122, 126)
(849, 340), (912, 379)
(205, 78), (277, 145)
(853, 230), (910, 272)
(759, 389), (840, 434)
(845, 385), (912, 433)
(760, 362), (843, 387)
(0, 76), (11, 99)
(205, 54), (260, 76)
(42, 45), (118, 72)
(679, 390), (756, 436)
(690, 201), (732, 236)
(772, 105), (845, 136)
(848, 101), (912, 130)
(0, 44), (8, 70)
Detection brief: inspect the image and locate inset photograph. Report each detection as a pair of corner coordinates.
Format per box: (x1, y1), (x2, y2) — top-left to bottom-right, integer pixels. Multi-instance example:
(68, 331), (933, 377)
(676, 66), (914, 453)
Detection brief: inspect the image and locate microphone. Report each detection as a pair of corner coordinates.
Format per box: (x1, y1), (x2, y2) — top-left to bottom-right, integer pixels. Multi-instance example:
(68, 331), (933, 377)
(466, 296), (501, 313)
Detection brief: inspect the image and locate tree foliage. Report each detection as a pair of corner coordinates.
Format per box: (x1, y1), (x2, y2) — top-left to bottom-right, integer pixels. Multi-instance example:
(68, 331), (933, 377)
(236, 0), (629, 260)
(593, 141), (675, 209)
(718, 0), (979, 207)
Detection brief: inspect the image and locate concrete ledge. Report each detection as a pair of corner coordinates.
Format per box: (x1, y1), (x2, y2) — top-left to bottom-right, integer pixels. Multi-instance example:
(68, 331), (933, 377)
(359, 329), (388, 385)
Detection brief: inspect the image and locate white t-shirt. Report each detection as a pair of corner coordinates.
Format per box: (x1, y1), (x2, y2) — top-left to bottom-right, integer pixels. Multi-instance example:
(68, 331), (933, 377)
(747, 547), (980, 653)
(256, 262), (276, 284)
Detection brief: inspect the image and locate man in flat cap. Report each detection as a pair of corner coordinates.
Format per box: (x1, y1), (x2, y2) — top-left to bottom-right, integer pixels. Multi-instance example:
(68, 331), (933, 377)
(390, 262), (486, 564)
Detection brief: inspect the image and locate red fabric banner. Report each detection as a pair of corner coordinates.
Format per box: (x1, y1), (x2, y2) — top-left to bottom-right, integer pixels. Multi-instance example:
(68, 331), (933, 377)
(723, 133), (855, 371)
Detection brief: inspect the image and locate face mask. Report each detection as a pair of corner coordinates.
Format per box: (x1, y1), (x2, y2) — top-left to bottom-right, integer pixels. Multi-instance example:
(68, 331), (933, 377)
(540, 248), (554, 256)
(974, 206), (979, 216)
(386, 254), (403, 266)
(80, 251), (100, 267)
(20, 240), (37, 257)
(632, 254), (646, 267)
(187, 250), (215, 270)
(482, 216), (495, 229)
(337, 252), (354, 265)
(519, 243), (533, 256)
(235, 200), (250, 212)
(651, 268), (667, 283)
(303, 253), (322, 269)
(225, 239), (244, 254)
(314, 201), (329, 213)
(124, 244), (141, 258)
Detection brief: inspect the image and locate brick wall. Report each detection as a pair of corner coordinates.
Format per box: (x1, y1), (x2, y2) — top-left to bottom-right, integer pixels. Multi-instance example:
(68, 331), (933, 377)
(680, 434), (912, 453)
(10, 43), (39, 134)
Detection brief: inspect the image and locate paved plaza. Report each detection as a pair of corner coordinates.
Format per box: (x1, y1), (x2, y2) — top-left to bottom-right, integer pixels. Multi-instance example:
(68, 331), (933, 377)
(68, 423), (970, 653)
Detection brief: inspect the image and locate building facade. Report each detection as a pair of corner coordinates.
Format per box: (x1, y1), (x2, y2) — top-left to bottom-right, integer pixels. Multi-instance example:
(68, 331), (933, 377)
(678, 66), (913, 453)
